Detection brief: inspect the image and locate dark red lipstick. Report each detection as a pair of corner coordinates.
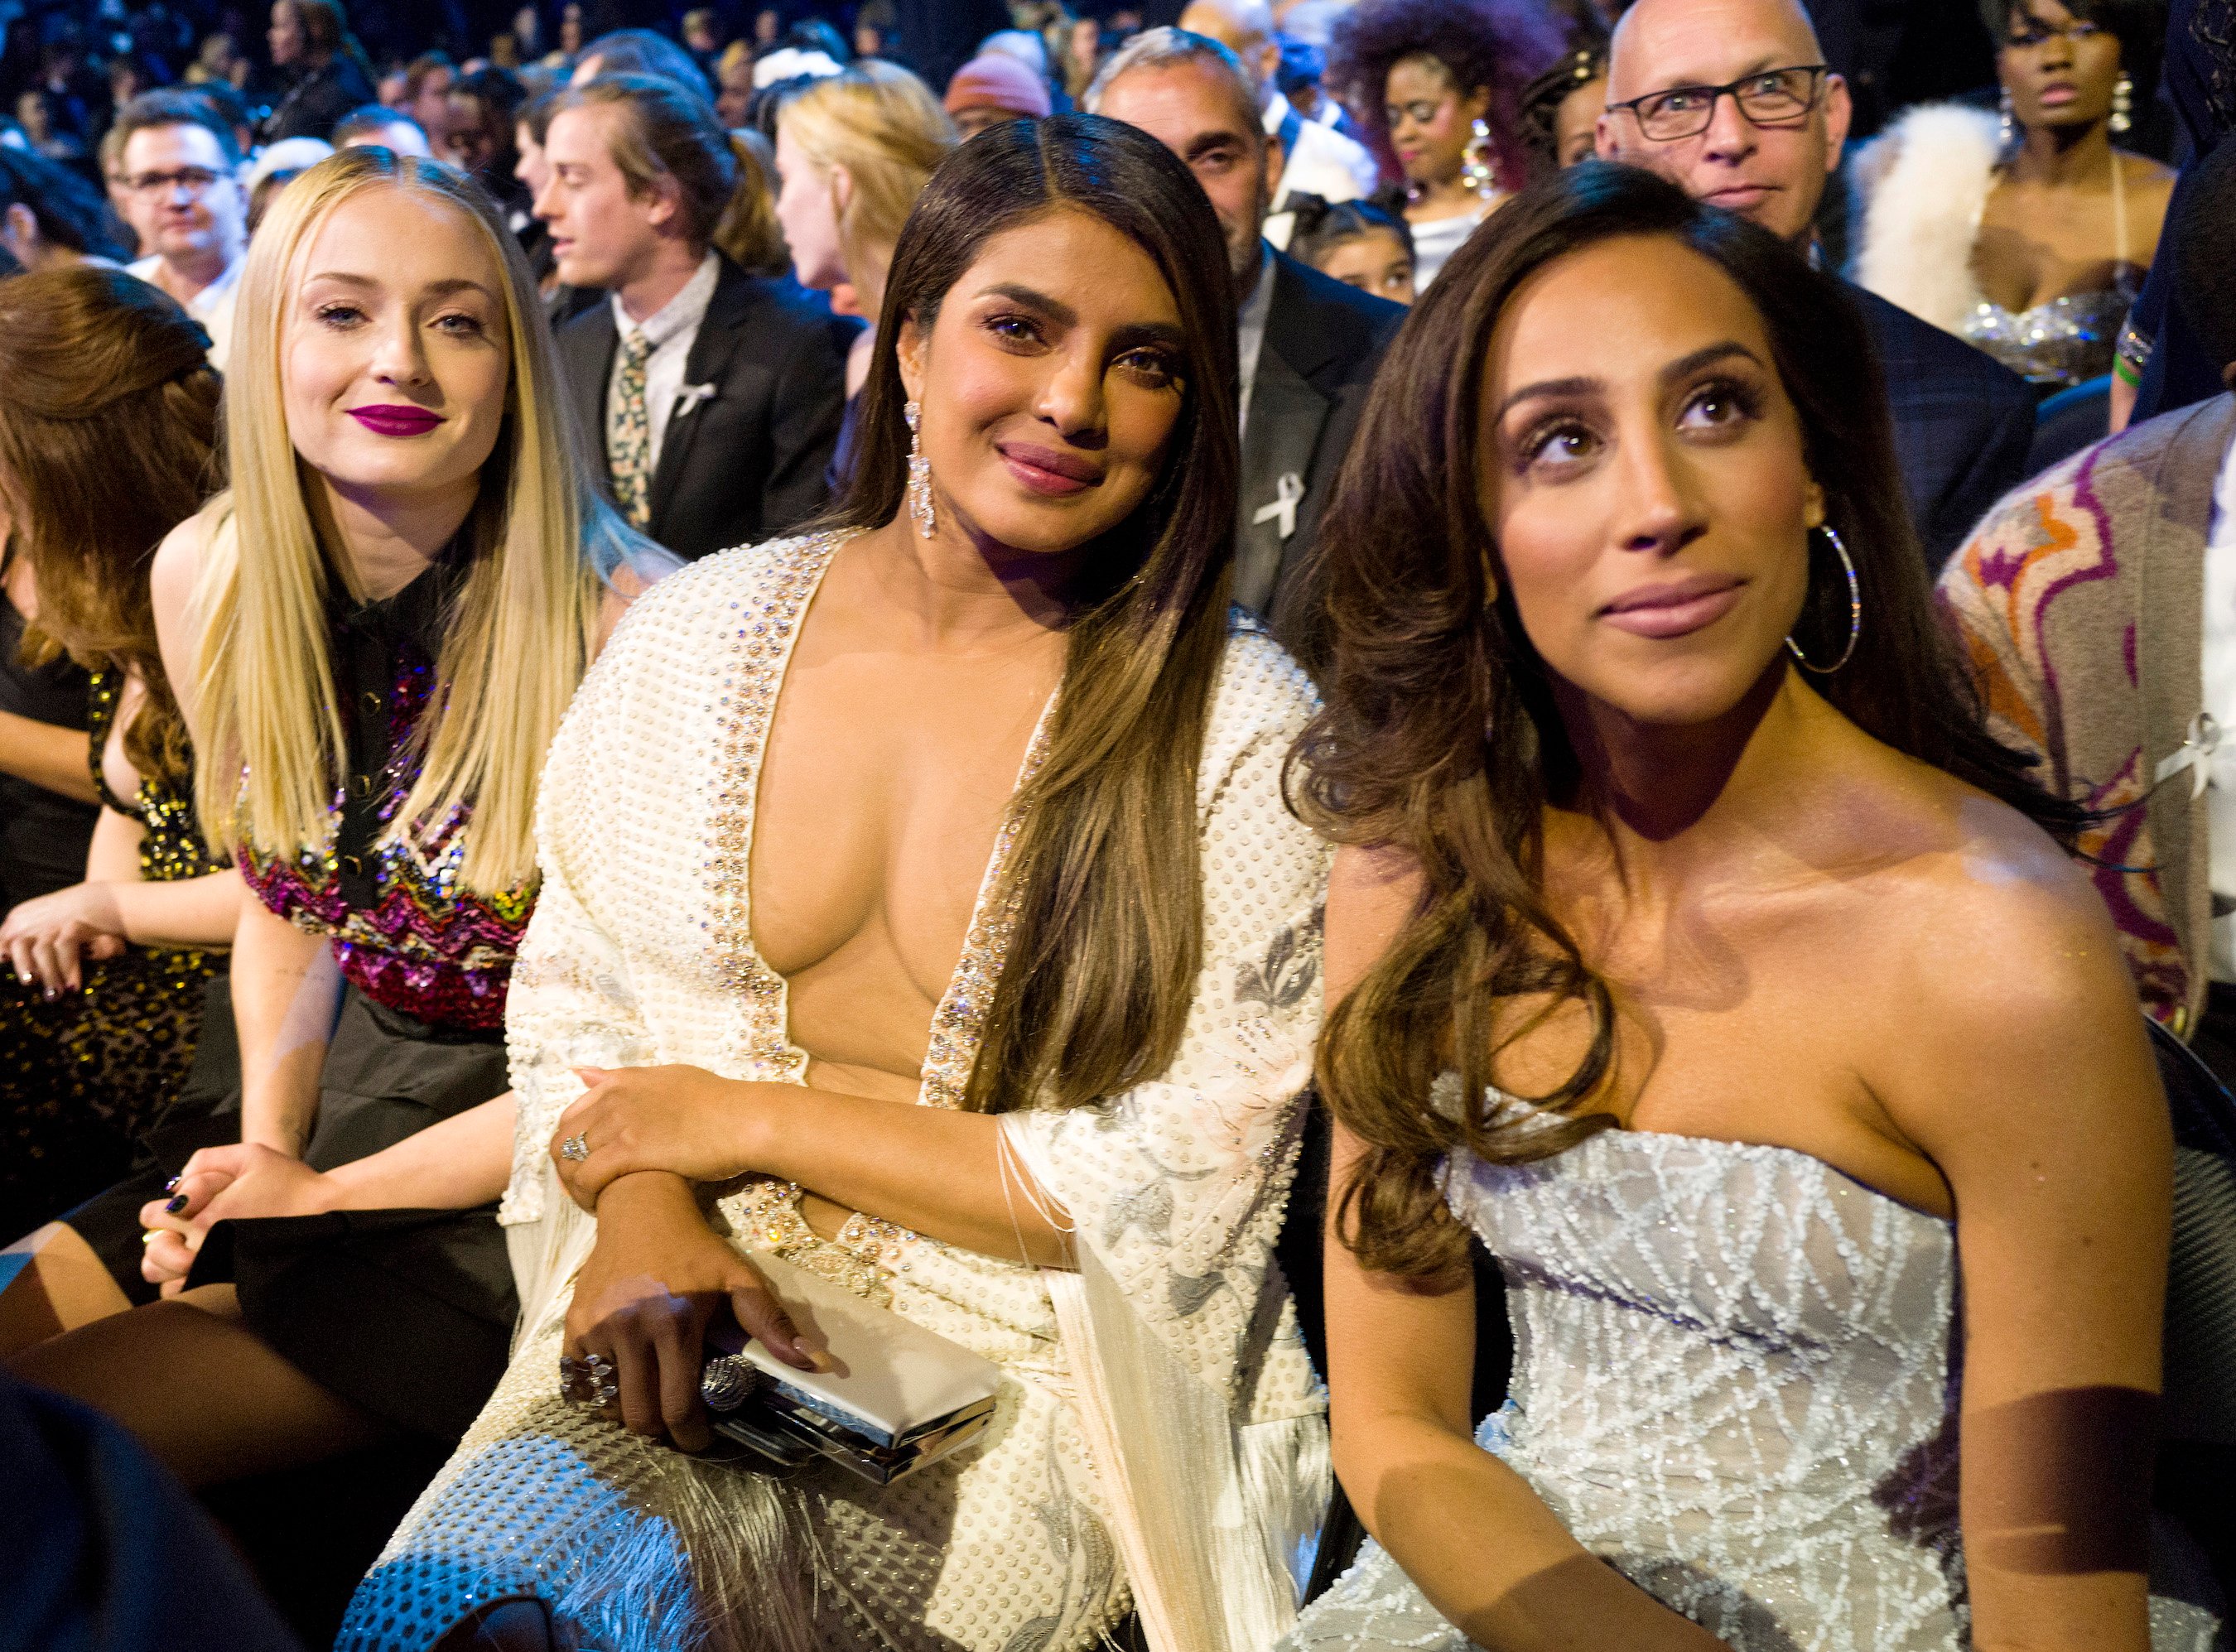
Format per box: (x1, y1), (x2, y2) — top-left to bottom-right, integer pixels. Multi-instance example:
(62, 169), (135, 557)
(348, 404), (446, 437)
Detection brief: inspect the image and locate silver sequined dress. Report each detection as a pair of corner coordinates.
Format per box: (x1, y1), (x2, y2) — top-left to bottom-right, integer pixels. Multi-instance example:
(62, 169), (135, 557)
(1957, 272), (2142, 392)
(1282, 1128), (2220, 1652)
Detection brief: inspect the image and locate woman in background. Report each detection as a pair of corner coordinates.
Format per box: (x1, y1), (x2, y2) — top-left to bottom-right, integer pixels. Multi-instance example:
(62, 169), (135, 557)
(1281, 161), (2206, 1652)
(1328, 0), (1560, 290)
(0, 269), (236, 1242)
(772, 57), (955, 484)
(1850, 0), (2171, 393)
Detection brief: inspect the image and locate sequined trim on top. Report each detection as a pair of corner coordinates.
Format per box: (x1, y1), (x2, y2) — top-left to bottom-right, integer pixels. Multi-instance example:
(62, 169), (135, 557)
(236, 627), (534, 1030)
(708, 530), (1059, 1303)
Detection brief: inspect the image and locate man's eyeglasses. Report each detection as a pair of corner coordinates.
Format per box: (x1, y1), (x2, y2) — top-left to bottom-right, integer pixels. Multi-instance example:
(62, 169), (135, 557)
(1606, 65), (1830, 142)
(126, 166), (226, 196)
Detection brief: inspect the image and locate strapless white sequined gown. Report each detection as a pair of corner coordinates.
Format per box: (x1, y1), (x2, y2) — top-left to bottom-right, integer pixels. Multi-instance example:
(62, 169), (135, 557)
(1282, 1129), (2219, 1652)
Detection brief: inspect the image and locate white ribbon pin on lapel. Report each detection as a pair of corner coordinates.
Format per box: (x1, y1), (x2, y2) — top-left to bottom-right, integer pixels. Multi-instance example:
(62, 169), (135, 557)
(674, 382), (717, 417)
(1252, 471), (1304, 541)
(2156, 710), (2222, 800)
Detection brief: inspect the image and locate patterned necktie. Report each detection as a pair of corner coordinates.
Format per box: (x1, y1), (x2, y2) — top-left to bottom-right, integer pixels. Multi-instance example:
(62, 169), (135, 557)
(607, 328), (654, 529)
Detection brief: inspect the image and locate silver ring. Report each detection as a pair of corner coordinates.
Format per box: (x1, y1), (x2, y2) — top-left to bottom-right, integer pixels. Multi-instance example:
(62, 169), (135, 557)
(700, 1354), (764, 1414)
(560, 1133), (590, 1163)
(558, 1352), (617, 1407)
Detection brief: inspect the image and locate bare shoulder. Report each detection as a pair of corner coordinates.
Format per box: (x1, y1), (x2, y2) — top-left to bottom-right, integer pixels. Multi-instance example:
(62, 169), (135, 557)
(2120, 149), (2178, 192)
(149, 498), (225, 615)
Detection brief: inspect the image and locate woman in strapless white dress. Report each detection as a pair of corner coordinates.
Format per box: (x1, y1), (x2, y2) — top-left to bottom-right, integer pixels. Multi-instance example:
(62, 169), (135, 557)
(1279, 161), (2219, 1652)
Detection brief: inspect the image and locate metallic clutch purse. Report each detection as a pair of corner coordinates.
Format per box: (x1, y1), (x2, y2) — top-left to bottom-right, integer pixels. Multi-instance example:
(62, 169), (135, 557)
(699, 1248), (1001, 1486)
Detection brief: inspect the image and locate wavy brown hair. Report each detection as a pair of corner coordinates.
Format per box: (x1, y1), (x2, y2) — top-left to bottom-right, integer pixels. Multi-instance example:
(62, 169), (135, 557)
(826, 113), (1240, 1115)
(0, 266), (220, 787)
(1295, 162), (2088, 1277)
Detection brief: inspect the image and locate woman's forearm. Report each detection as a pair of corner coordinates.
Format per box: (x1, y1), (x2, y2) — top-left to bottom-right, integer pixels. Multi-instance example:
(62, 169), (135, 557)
(0, 707), (98, 803)
(752, 1086), (1073, 1267)
(1339, 1411), (1724, 1652)
(232, 894), (345, 1157)
(325, 1094), (515, 1210)
(107, 869), (245, 949)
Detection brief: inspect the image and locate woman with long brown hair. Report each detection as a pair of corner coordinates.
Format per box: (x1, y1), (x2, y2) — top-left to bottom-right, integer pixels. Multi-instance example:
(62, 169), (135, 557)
(1280, 162), (2205, 1650)
(156, 113), (1332, 1652)
(0, 267), (236, 1240)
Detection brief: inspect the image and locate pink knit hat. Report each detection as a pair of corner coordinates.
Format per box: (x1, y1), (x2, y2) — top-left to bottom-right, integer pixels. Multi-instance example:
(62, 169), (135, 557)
(944, 53), (1052, 120)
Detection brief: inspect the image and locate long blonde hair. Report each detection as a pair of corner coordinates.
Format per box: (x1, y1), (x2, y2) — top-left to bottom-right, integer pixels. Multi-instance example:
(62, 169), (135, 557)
(193, 148), (619, 893)
(775, 61), (956, 313)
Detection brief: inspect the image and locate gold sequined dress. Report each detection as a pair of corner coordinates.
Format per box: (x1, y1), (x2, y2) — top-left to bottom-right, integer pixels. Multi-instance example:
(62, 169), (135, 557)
(0, 668), (226, 1235)
(340, 533), (1335, 1652)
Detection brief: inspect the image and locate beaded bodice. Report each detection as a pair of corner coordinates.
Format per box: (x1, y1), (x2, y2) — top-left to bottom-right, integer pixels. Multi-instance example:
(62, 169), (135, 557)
(235, 560), (532, 1030)
(84, 669), (216, 884)
(1457, 1129), (1965, 1649)
(1958, 269), (2143, 391)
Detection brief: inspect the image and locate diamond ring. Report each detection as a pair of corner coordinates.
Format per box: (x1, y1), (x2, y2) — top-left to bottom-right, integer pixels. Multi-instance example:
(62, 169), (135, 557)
(560, 1133), (590, 1162)
(700, 1354), (764, 1414)
(558, 1352), (618, 1407)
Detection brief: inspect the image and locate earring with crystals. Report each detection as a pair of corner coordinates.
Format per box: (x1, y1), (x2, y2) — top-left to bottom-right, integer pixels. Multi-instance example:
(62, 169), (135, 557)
(1998, 83), (2015, 148)
(2110, 70), (2133, 134)
(904, 398), (934, 538)
(1460, 115), (1496, 200)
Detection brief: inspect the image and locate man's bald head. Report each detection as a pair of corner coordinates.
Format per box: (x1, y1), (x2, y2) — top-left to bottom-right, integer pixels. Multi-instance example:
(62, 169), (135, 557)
(1597, 0), (1848, 245)
(1178, 0), (1279, 88)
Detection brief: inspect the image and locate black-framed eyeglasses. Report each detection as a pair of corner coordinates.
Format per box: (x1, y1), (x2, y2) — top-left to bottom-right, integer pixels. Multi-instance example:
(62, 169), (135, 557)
(1606, 65), (1829, 142)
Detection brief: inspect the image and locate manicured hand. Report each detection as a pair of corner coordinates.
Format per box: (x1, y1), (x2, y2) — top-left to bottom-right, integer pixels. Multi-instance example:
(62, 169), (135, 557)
(552, 1065), (791, 1211)
(2, 881), (128, 994)
(564, 1171), (826, 1450)
(136, 1142), (336, 1294)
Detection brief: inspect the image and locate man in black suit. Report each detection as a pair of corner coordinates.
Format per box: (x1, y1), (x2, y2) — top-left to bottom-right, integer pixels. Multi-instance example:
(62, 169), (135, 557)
(1599, 0), (2035, 571)
(539, 75), (855, 562)
(1087, 28), (1405, 650)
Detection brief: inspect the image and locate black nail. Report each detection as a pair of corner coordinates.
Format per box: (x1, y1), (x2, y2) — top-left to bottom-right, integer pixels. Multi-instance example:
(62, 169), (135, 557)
(164, 1194), (188, 1214)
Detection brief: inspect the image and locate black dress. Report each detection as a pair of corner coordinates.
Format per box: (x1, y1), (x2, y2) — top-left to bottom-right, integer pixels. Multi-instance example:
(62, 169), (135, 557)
(68, 557), (521, 1442)
(0, 582), (97, 917)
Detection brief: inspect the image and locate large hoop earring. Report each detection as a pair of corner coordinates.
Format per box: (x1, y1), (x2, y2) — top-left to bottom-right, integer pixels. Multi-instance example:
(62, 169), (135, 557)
(2110, 70), (2134, 135)
(904, 398), (934, 539)
(1785, 523), (1861, 674)
(1461, 116), (1496, 201)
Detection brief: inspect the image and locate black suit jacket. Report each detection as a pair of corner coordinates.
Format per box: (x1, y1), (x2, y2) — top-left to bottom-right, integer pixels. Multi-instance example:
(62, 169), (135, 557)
(555, 256), (857, 563)
(1847, 280), (2035, 572)
(1237, 249), (1406, 657)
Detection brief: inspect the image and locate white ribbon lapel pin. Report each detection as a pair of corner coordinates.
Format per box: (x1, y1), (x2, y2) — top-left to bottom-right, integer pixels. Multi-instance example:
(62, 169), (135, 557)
(673, 382), (717, 417)
(2156, 709), (2222, 800)
(1251, 471), (1304, 542)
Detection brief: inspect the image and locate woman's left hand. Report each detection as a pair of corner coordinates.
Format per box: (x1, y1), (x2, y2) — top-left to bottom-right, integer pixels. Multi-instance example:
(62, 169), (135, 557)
(2, 881), (128, 994)
(552, 1066), (792, 1211)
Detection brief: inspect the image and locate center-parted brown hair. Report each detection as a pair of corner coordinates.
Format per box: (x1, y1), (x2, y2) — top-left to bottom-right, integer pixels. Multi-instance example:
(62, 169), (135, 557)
(0, 266), (220, 786)
(826, 113), (1241, 1115)
(1294, 162), (2088, 1276)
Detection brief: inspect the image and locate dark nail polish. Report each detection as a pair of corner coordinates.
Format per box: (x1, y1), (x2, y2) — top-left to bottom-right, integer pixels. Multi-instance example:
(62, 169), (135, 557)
(164, 1194), (188, 1214)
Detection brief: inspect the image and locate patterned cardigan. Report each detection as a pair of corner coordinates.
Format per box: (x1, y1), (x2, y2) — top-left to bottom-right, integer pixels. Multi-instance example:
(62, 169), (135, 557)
(1936, 393), (2236, 1035)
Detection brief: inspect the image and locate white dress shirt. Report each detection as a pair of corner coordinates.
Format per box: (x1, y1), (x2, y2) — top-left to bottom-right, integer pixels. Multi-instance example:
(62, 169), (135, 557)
(130, 252), (242, 370)
(2200, 430), (2236, 980)
(1236, 244), (1279, 436)
(608, 251), (720, 479)
(1260, 91), (1381, 253)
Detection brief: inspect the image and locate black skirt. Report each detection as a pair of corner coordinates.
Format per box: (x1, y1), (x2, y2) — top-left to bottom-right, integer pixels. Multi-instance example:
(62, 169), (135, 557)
(67, 983), (518, 1442)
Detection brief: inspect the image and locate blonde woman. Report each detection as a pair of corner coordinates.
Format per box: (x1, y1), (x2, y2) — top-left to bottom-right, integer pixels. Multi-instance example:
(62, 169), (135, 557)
(773, 59), (957, 403)
(11, 148), (672, 1486)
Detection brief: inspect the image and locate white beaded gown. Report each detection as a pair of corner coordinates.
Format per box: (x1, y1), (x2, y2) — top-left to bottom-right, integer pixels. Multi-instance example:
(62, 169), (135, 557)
(1281, 1125), (2222, 1652)
(337, 532), (1334, 1652)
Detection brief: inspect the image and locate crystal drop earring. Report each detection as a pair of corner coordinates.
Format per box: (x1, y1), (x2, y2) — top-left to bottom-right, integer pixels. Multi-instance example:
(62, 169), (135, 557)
(1998, 84), (2015, 148)
(2110, 70), (2133, 135)
(904, 399), (934, 539)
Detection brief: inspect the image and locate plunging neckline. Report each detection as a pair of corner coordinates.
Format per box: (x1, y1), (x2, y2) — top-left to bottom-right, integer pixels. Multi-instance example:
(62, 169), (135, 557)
(718, 528), (1060, 1114)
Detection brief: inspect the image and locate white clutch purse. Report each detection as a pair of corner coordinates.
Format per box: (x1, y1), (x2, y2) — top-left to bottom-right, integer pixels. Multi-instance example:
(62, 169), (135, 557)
(699, 1248), (1001, 1485)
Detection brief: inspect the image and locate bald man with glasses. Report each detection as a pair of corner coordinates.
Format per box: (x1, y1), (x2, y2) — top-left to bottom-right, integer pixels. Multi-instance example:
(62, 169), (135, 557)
(1599, 0), (2035, 571)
